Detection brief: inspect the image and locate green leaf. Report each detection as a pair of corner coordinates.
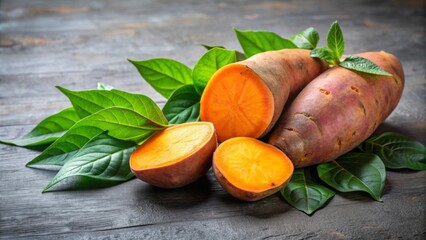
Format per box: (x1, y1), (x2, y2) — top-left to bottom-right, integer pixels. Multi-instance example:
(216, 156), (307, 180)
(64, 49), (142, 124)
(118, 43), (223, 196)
(199, 43), (225, 50)
(234, 28), (298, 58)
(43, 132), (136, 192)
(317, 152), (386, 201)
(326, 21), (345, 60)
(310, 47), (336, 65)
(57, 87), (168, 125)
(199, 43), (246, 61)
(235, 51), (247, 62)
(26, 106), (166, 167)
(0, 107), (79, 150)
(359, 132), (426, 170)
(97, 82), (114, 90)
(339, 56), (393, 76)
(289, 27), (320, 50)
(128, 58), (192, 99)
(281, 168), (335, 215)
(162, 85), (200, 124)
(193, 48), (236, 94)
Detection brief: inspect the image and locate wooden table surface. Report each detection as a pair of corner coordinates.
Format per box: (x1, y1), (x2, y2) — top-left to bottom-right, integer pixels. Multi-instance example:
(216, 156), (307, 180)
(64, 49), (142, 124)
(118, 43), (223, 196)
(1, 0), (425, 239)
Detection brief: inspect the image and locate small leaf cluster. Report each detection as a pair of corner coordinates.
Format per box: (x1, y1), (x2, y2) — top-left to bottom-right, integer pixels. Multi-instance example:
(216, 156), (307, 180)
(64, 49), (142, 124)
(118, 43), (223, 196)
(310, 21), (392, 76)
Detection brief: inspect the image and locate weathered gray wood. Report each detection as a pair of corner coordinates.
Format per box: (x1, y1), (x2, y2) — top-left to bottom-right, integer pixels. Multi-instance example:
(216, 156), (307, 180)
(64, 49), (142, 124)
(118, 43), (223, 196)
(1, 0), (425, 239)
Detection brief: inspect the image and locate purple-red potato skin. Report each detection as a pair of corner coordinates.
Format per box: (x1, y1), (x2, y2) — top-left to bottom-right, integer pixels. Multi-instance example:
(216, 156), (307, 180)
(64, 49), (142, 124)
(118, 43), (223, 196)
(269, 51), (404, 168)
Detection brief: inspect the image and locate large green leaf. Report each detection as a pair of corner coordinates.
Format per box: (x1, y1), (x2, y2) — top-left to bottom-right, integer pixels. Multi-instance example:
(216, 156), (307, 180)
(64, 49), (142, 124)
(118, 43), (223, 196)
(192, 48), (236, 95)
(43, 132), (136, 192)
(57, 87), (168, 125)
(26, 107), (166, 167)
(0, 107), (79, 150)
(128, 58), (192, 98)
(289, 27), (319, 50)
(281, 168), (335, 215)
(326, 21), (344, 60)
(234, 28), (297, 58)
(317, 152), (386, 201)
(162, 85), (200, 124)
(359, 132), (426, 170)
(339, 56), (393, 76)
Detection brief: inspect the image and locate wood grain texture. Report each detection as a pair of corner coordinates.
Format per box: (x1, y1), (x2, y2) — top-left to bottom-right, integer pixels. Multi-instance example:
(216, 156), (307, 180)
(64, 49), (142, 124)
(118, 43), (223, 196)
(1, 0), (425, 239)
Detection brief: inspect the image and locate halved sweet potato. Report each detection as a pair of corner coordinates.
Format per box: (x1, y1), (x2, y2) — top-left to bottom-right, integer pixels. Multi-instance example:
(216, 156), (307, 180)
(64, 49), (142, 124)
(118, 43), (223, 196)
(200, 49), (328, 142)
(130, 122), (217, 188)
(213, 137), (294, 201)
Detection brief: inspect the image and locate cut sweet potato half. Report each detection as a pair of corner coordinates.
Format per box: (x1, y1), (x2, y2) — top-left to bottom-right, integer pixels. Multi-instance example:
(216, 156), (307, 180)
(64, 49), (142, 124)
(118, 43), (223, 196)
(200, 64), (274, 142)
(213, 137), (294, 201)
(130, 122), (217, 188)
(200, 49), (328, 142)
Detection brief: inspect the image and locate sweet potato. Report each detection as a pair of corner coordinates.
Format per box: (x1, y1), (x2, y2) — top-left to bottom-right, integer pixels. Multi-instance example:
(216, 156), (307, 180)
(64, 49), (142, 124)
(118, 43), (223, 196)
(268, 51), (404, 168)
(213, 137), (294, 201)
(130, 122), (217, 188)
(200, 49), (328, 142)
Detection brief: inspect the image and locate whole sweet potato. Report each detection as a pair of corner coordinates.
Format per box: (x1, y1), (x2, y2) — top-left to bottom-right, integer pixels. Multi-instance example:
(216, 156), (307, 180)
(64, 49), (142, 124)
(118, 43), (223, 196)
(268, 51), (404, 168)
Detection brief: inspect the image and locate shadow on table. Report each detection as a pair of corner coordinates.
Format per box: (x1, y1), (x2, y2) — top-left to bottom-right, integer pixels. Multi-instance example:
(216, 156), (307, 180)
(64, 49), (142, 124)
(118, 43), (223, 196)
(134, 175), (213, 209)
(214, 191), (294, 219)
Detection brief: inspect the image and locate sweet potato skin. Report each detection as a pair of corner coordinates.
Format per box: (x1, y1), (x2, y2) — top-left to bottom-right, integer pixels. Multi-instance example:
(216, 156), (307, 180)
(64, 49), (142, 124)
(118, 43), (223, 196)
(243, 49), (329, 135)
(268, 51), (404, 168)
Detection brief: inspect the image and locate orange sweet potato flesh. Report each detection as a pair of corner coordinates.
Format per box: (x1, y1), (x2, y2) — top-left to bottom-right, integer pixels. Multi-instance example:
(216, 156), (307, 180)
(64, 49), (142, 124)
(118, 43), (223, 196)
(130, 122), (217, 188)
(268, 51), (405, 168)
(213, 137), (294, 201)
(200, 49), (328, 142)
